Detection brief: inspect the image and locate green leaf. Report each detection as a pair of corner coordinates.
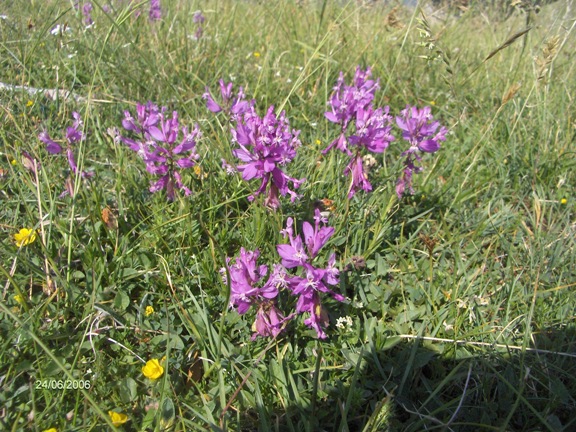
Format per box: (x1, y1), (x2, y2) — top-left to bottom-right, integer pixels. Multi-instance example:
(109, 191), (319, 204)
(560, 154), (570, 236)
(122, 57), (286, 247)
(118, 377), (138, 404)
(114, 290), (130, 310)
(160, 397), (175, 429)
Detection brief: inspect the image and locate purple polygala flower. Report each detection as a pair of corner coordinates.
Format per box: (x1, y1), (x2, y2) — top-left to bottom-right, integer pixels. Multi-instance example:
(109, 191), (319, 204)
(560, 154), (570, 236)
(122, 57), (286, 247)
(38, 131), (62, 154)
(323, 66), (381, 155)
(395, 105), (447, 198)
(396, 105), (446, 155)
(251, 301), (288, 340)
(277, 209), (334, 269)
(119, 102), (201, 200)
(323, 66), (395, 198)
(276, 210), (344, 339)
(202, 79), (251, 119)
(222, 248), (275, 314)
(149, 0), (161, 21)
(231, 105), (305, 209)
(38, 111), (92, 197)
(344, 154), (372, 198)
(193, 11), (205, 24)
(222, 249), (288, 342)
(82, 2), (93, 25)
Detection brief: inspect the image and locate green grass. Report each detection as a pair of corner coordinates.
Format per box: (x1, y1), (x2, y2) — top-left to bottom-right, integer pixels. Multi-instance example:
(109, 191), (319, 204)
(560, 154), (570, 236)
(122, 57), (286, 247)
(1, 1), (575, 431)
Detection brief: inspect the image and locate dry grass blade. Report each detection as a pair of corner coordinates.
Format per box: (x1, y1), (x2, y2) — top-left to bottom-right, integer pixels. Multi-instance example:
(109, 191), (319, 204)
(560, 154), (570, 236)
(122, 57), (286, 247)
(502, 82), (521, 105)
(484, 27), (532, 62)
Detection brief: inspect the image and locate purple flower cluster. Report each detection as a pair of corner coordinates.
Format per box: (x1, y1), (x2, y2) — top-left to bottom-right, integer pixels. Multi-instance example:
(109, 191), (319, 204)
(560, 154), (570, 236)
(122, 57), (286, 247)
(231, 105), (305, 209)
(223, 209), (344, 339)
(81, 2), (93, 25)
(323, 67), (395, 198)
(203, 80), (250, 120)
(149, 0), (162, 21)
(39, 112), (93, 197)
(204, 81), (304, 210)
(324, 67), (446, 198)
(395, 105), (447, 198)
(221, 248), (286, 340)
(118, 102), (201, 200)
(192, 11), (205, 40)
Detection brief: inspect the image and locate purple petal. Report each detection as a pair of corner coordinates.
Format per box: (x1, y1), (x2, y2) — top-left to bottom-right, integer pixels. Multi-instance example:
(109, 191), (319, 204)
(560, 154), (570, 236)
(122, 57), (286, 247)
(418, 139), (440, 153)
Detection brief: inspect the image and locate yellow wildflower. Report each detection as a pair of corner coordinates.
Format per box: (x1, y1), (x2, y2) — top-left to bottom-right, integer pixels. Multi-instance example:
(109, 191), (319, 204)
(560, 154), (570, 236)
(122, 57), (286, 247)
(315, 139), (321, 146)
(11, 159), (17, 166)
(14, 294), (25, 305)
(42, 428), (58, 432)
(108, 411), (128, 426)
(193, 165), (207, 179)
(253, 51), (261, 58)
(142, 358), (164, 380)
(145, 305), (154, 316)
(26, 100), (34, 107)
(560, 198), (567, 205)
(14, 228), (37, 247)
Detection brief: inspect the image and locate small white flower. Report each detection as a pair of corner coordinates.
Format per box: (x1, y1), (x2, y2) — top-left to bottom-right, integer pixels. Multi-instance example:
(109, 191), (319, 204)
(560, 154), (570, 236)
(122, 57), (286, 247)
(50, 24), (72, 35)
(335, 316), (353, 330)
(442, 321), (454, 332)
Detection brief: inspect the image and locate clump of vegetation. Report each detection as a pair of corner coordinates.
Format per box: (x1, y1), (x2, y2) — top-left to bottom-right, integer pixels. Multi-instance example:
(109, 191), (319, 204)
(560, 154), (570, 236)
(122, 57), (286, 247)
(0, 1), (574, 431)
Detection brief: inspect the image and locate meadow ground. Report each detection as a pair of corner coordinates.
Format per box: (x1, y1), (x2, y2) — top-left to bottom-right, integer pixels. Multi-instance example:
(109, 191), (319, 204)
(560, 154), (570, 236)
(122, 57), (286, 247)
(0, 0), (575, 430)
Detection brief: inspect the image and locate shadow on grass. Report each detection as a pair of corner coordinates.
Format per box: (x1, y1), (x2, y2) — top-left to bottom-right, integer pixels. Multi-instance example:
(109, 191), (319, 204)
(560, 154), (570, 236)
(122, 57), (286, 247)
(236, 325), (576, 432)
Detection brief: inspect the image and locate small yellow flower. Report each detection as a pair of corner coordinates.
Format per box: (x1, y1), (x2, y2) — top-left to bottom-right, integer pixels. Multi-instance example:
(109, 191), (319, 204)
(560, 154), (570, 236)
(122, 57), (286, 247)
(315, 139), (321, 146)
(430, 100), (436, 106)
(14, 228), (37, 247)
(560, 198), (567, 205)
(193, 165), (208, 179)
(11, 159), (17, 166)
(108, 411), (128, 426)
(26, 100), (34, 107)
(145, 305), (154, 316)
(14, 294), (25, 305)
(253, 51), (261, 58)
(142, 358), (164, 380)
(42, 428), (58, 432)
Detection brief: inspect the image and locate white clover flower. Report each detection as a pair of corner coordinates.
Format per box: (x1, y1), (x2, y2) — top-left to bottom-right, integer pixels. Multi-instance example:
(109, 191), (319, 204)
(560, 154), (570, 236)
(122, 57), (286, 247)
(335, 316), (353, 330)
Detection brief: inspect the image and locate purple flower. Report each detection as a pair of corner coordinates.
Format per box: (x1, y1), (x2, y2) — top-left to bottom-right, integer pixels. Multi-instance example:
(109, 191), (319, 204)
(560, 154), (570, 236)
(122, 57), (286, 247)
(82, 2), (93, 25)
(149, 0), (161, 21)
(251, 301), (289, 340)
(344, 155), (372, 198)
(193, 11), (205, 24)
(277, 217), (308, 268)
(276, 211), (344, 338)
(231, 105), (305, 209)
(38, 111), (92, 196)
(323, 66), (395, 198)
(38, 131), (62, 154)
(395, 105), (447, 198)
(303, 293), (330, 339)
(202, 80), (251, 119)
(119, 102), (201, 200)
(222, 248), (275, 314)
(396, 105), (446, 155)
(348, 106), (394, 153)
(21, 151), (39, 176)
(323, 66), (381, 155)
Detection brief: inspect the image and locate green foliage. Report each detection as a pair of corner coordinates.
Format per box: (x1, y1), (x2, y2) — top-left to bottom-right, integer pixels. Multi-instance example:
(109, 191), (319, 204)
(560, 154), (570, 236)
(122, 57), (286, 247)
(1, 0), (575, 431)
